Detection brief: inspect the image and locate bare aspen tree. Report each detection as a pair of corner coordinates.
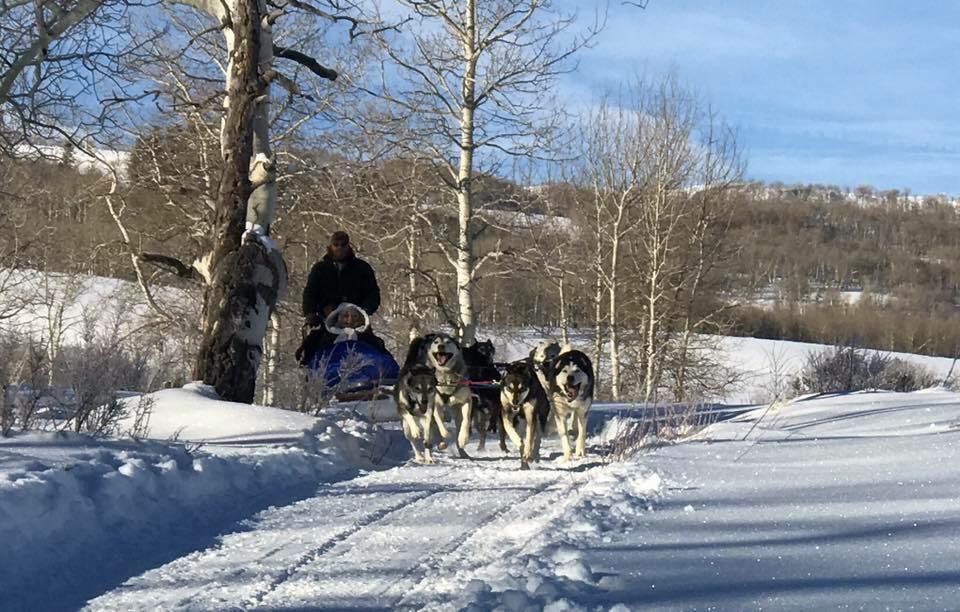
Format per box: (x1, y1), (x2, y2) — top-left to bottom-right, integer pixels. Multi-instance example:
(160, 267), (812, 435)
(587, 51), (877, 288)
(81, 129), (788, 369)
(669, 113), (742, 402)
(580, 95), (650, 400)
(580, 77), (741, 402)
(2, 0), (371, 403)
(368, 0), (598, 343)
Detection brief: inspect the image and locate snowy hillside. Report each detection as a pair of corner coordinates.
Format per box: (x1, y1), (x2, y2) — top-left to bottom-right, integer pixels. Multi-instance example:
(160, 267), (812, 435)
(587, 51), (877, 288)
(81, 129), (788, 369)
(0, 268), (197, 344)
(480, 328), (956, 405)
(4, 268), (953, 406)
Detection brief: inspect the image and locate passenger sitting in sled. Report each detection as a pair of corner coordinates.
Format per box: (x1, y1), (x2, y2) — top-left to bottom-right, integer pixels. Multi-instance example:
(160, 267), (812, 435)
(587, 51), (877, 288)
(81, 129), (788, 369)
(322, 303), (387, 351)
(296, 303), (387, 366)
(297, 302), (399, 390)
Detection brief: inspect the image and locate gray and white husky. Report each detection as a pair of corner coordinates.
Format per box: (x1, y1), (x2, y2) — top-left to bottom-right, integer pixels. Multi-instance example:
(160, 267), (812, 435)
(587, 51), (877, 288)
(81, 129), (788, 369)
(404, 333), (473, 458)
(549, 349), (594, 461)
(499, 360), (550, 470)
(394, 364), (439, 464)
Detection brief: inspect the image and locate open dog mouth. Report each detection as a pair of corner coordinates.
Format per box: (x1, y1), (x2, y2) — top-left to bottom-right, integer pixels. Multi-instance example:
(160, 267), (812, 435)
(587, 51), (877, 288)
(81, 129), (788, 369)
(433, 350), (452, 366)
(564, 383), (580, 401)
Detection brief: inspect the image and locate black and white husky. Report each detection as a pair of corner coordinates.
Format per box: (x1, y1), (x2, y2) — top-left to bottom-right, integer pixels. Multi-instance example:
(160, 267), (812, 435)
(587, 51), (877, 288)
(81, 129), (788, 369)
(499, 360), (550, 470)
(394, 364), (439, 464)
(549, 349), (594, 461)
(405, 333), (473, 458)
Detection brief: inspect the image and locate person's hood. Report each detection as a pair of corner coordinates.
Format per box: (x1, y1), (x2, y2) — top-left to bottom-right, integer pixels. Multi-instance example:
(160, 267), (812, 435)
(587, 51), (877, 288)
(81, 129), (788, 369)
(324, 302), (370, 335)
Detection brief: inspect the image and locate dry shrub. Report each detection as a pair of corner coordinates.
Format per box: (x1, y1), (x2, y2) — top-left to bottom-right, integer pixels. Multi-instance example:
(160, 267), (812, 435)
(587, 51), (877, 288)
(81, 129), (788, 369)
(793, 345), (938, 394)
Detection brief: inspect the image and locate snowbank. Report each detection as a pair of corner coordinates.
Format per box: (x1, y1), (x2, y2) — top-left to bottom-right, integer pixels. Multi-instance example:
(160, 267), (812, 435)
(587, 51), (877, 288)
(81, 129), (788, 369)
(0, 384), (402, 611)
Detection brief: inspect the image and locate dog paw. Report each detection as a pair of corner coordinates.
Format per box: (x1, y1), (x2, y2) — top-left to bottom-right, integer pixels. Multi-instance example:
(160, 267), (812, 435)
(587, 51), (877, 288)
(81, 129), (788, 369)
(437, 440), (448, 450)
(520, 461), (530, 471)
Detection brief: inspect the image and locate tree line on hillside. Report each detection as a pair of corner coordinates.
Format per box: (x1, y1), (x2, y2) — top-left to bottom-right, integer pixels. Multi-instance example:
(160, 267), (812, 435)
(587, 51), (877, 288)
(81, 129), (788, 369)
(5, 0), (956, 413)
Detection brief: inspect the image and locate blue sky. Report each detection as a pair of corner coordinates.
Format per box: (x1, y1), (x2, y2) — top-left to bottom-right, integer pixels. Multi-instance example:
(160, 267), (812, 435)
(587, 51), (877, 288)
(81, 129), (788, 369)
(559, 0), (960, 195)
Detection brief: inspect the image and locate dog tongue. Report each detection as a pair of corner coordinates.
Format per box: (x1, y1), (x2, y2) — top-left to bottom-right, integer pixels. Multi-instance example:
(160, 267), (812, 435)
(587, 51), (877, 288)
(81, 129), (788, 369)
(565, 384), (578, 400)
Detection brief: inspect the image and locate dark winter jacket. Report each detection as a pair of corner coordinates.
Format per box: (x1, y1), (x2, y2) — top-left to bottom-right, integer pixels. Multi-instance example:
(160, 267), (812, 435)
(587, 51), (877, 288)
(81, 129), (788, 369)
(301, 248), (381, 324)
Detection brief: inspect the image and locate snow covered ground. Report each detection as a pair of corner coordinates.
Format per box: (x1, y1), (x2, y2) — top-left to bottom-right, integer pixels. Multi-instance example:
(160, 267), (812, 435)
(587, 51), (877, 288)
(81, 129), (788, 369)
(480, 327), (958, 405)
(0, 384), (404, 611)
(3, 381), (959, 610)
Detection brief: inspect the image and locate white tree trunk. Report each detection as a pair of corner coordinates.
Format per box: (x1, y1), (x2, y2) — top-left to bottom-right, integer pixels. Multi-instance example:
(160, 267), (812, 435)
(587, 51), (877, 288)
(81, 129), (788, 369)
(455, 0), (477, 345)
(645, 262), (659, 403)
(592, 203), (605, 392)
(46, 302), (64, 388)
(406, 225), (422, 339)
(558, 276), (569, 346)
(608, 231), (622, 401)
(259, 310), (280, 405)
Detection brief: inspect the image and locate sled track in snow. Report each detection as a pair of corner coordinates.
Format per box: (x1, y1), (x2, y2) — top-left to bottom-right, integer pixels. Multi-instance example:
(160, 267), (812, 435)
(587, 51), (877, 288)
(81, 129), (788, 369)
(86, 449), (602, 611)
(246, 487), (445, 607)
(389, 476), (582, 610)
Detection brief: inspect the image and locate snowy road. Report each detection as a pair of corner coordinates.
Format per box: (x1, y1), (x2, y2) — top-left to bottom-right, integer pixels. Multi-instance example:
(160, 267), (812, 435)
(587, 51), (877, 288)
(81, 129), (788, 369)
(83, 438), (629, 611)
(21, 390), (960, 611)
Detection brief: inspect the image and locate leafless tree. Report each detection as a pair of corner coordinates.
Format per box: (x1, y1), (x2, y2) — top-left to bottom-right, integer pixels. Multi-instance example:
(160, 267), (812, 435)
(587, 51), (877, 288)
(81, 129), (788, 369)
(2, 0), (385, 403)
(364, 0), (600, 343)
(580, 77), (742, 403)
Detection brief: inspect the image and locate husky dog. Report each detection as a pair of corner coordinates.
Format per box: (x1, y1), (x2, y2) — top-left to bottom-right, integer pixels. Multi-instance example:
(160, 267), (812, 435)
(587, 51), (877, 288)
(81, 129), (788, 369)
(463, 339), (504, 451)
(529, 340), (562, 431)
(405, 333), (473, 458)
(529, 340), (562, 393)
(394, 364), (439, 463)
(499, 360), (550, 470)
(549, 349), (594, 461)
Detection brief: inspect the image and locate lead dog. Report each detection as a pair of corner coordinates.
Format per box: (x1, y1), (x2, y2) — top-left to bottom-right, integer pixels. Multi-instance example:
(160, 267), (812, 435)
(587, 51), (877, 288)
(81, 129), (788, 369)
(394, 364), (439, 463)
(549, 349), (594, 461)
(405, 333), (473, 458)
(499, 360), (550, 470)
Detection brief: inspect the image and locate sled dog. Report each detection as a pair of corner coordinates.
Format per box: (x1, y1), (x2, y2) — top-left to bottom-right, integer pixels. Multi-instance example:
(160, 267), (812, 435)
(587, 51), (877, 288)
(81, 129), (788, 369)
(549, 349), (594, 461)
(499, 360), (551, 469)
(394, 364), (439, 464)
(405, 333), (473, 458)
(463, 339), (505, 451)
(529, 340), (562, 393)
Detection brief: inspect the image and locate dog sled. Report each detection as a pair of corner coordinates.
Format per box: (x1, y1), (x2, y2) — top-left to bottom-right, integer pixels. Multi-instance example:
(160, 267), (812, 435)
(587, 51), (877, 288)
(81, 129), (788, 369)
(301, 304), (400, 401)
(305, 338), (400, 401)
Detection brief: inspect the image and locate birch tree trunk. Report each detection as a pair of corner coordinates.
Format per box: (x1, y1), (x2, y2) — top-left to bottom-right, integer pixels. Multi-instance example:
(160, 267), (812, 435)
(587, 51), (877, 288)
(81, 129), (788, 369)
(608, 230), (622, 400)
(192, 0), (287, 403)
(592, 199), (605, 393)
(558, 277), (570, 346)
(455, 0), (478, 345)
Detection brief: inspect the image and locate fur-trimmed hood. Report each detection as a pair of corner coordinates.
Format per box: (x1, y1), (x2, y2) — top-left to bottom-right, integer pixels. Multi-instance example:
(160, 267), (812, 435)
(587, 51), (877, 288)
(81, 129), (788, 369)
(323, 303), (370, 342)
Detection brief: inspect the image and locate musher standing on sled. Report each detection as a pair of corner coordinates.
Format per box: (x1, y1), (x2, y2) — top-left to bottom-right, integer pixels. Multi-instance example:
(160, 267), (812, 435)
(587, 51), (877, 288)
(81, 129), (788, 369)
(297, 231), (385, 364)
